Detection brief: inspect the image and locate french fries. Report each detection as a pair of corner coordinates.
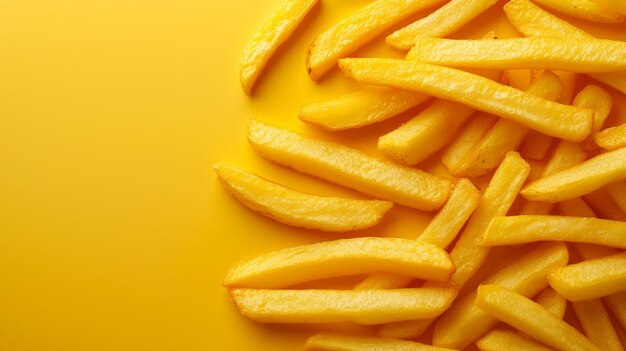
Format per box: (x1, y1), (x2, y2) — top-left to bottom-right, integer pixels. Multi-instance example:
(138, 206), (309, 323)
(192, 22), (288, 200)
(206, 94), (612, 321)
(305, 0), (444, 80)
(519, 131), (553, 161)
(593, 0), (626, 14)
(248, 120), (453, 211)
(299, 88), (430, 131)
(573, 85), (613, 139)
(606, 182), (626, 213)
(571, 299), (624, 351)
(481, 215), (626, 249)
(535, 287), (566, 319)
(442, 113), (497, 175)
(548, 252), (626, 301)
(338, 58), (593, 141)
(527, 0), (624, 23)
(521, 147), (626, 202)
(595, 123), (626, 151)
(475, 285), (601, 351)
(224, 237), (454, 288)
(305, 333), (458, 351)
(240, 0), (318, 95)
(214, 164), (392, 232)
(386, 0), (499, 50)
(230, 287), (457, 324)
(583, 189), (626, 221)
(476, 329), (553, 351)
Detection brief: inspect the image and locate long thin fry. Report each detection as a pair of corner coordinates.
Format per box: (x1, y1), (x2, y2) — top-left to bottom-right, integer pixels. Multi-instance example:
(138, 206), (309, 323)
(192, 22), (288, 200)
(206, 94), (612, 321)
(338, 58), (593, 142)
(605, 182), (626, 213)
(442, 113), (497, 175)
(535, 287), (566, 319)
(476, 329), (553, 351)
(595, 123), (626, 151)
(593, 0), (626, 14)
(572, 299), (624, 351)
(583, 189), (626, 221)
(305, 333), (457, 351)
(529, 0), (623, 23)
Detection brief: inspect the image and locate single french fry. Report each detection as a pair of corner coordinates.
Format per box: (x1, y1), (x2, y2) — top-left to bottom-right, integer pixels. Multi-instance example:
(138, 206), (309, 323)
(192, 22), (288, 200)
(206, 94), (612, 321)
(540, 142), (587, 179)
(224, 237), (454, 288)
(354, 274), (413, 290)
(583, 189), (626, 221)
(518, 201), (553, 215)
(304, 333), (457, 351)
(548, 252), (626, 301)
(519, 131), (553, 161)
(572, 299), (624, 351)
(230, 287), (458, 324)
(475, 285), (601, 351)
(557, 198), (596, 218)
(432, 242), (569, 349)
(593, 0), (626, 14)
(299, 87), (430, 131)
(409, 37), (626, 73)
(386, 0), (499, 50)
(248, 120), (453, 211)
(529, 0), (623, 23)
(476, 329), (553, 351)
(305, 0), (444, 80)
(214, 164), (392, 232)
(240, 0), (318, 95)
(521, 147), (626, 202)
(605, 182), (626, 213)
(605, 292), (626, 330)
(595, 123), (626, 151)
(442, 113), (497, 175)
(481, 215), (626, 249)
(535, 287), (566, 319)
(574, 85), (613, 137)
(503, 0), (626, 95)
(378, 319), (432, 339)
(338, 58), (593, 142)
(457, 71), (562, 177)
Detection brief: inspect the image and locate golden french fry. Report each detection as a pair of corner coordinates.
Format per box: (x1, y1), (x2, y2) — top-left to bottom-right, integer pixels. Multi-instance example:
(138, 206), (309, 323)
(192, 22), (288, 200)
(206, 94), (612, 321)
(304, 333), (457, 351)
(214, 164), (392, 232)
(305, 0), (443, 80)
(378, 319), (432, 339)
(572, 299), (624, 351)
(248, 120), (453, 211)
(528, 0), (624, 23)
(475, 285), (601, 351)
(535, 287), (566, 319)
(521, 147), (626, 202)
(476, 329), (553, 351)
(442, 113), (497, 175)
(338, 58), (593, 142)
(583, 189), (626, 221)
(556, 198), (596, 218)
(386, 0), (499, 50)
(299, 87), (430, 131)
(574, 85), (613, 137)
(410, 37), (626, 73)
(605, 182), (626, 213)
(481, 215), (626, 249)
(593, 0), (626, 14)
(240, 0), (318, 95)
(432, 242), (568, 349)
(230, 287), (458, 324)
(548, 252), (626, 301)
(540, 141), (587, 179)
(224, 237), (454, 288)
(503, 0), (626, 95)
(595, 124), (626, 151)
(605, 292), (626, 330)
(519, 131), (553, 161)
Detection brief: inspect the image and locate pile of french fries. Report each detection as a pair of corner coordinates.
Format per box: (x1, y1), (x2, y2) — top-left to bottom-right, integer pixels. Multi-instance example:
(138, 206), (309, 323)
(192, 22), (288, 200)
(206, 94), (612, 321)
(218, 0), (626, 349)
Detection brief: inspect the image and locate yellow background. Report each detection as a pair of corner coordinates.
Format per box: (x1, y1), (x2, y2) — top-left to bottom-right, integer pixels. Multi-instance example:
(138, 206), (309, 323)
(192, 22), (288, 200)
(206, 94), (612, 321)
(1, 0), (625, 350)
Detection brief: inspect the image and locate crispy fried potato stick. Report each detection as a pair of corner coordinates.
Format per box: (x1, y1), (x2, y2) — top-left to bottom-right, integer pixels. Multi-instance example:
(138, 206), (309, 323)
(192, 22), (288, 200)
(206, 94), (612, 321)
(214, 164), (392, 232)
(299, 87), (430, 131)
(556, 198), (596, 218)
(521, 147), (626, 202)
(475, 285), (601, 351)
(224, 237), (454, 288)
(574, 85), (613, 138)
(304, 333), (457, 351)
(529, 0), (623, 23)
(481, 215), (626, 249)
(338, 58), (593, 141)
(305, 0), (444, 80)
(583, 189), (626, 221)
(504, 0), (626, 95)
(476, 329), (553, 351)
(432, 242), (568, 349)
(595, 124), (626, 151)
(535, 287), (566, 319)
(386, 0), (499, 50)
(230, 287), (457, 324)
(442, 113), (497, 175)
(572, 299), (624, 351)
(549, 252), (626, 301)
(240, 0), (318, 95)
(248, 120), (453, 211)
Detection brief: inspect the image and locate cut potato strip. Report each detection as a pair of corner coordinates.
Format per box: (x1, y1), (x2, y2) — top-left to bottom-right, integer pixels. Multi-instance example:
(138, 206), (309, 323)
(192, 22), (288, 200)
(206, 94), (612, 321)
(475, 285), (601, 351)
(503, 0), (626, 95)
(593, 0), (626, 14)
(521, 147), (626, 202)
(230, 287), (457, 324)
(224, 237), (454, 288)
(476, 329), (553, 351)
(299, 87), (430, 131)
(548, 252), (626, 301)
(583, 189), (626, 221)
(240, 0), (318, 95)
(410, 37), (626, 73)
(535, 287), (566, 319)
(214, 164), (392, 232)
(378, 319), (432, 339)
(442, 113), (497, 175)
(519, 131), (553, 161)
(248, 120), (453, 211)
(481, 215), (626, 249)
(556, 198), (596, 218)
(432, 242), (568, 349)
(529, 0), (623, 23)
(338, 58), (593, 141)
(574, 85), (613, 138)
(354, 273), (413, 290)
(605, 292), (626, 330)
(305, 333), (457, 351)
(305, 0), (444, 80)
(540, 141), (587, 180)
(386, 0), (499, 50)
(572, 299), (624, 351)
(595, 124), (626, 151)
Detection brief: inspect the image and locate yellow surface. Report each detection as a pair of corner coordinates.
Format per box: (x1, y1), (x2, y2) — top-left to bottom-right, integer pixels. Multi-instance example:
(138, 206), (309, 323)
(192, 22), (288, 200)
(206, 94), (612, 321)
(1, 1), (626, 350)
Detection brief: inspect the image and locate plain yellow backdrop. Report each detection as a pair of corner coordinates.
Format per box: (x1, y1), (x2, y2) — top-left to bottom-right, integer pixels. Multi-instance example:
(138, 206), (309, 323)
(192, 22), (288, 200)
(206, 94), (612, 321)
(1, 0), (626, 350)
